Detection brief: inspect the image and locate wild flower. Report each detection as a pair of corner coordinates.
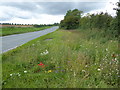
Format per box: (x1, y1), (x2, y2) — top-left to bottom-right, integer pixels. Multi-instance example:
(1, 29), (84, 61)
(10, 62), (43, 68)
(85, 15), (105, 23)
(112, 70), (114, 72)
(38, 62), (44, 66)
(38, 62), (45, 68)
(54, 70), (58, 73)
(24, 71), (27, 73)
(32, 44), (35, 46)
(82, 70), (86, 72)
(48, 70), (52, 73)
(116, 69), (119, 71)
(112, 59), (115, 61)
(85, 65), (88, 67)
(57, 66), (61, 68)
(109, 73), (111, 75)
(61, 70), (65, 72)
(41, 53), (43, 55)
(10, 74), (12, 76)
(73, 72), (76, 77)
(97, 68), (101, 71)
(17, 73), (21, 76)
(45, 50), (49, 54)
(16, 73), (21, 76)
(40, 50), (49, 55)
(106, 48), (108, 51)
(67, 61), (70, 63)
(115, 58), (117, 61)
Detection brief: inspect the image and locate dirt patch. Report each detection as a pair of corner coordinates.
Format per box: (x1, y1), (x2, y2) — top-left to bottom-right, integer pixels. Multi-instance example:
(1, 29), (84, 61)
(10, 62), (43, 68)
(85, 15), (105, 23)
(44, 38), (53, 41)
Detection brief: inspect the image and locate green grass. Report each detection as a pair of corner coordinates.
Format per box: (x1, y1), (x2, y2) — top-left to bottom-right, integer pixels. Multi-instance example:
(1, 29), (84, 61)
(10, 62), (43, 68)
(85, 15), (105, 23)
(0, 26), (52, 36)
(0, 54), (2, 89)
(2, 28), (119, 88)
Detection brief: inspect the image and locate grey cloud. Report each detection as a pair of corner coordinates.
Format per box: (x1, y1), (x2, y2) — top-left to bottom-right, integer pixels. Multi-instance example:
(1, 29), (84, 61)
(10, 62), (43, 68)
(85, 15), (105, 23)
(0, 9), (32, 21)
(0, 2), (107, 21)
(38, 2), (106, 15)
(1, 2), (106, 14)
(0, 2), (37, 11)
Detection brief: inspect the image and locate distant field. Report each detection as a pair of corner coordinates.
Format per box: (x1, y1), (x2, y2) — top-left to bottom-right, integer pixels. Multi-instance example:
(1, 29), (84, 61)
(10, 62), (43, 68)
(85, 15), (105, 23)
(2, 29), (119, 88)
(0, 25), (33, 28)
(0, 26), (52, 36)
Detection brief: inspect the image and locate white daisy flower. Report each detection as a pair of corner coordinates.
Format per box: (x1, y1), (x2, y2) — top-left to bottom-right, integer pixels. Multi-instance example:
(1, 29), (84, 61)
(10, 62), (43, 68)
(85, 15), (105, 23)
(10, 74), (12, 76)
(24, 71), (27, 73)
(97, 68), (101, 71)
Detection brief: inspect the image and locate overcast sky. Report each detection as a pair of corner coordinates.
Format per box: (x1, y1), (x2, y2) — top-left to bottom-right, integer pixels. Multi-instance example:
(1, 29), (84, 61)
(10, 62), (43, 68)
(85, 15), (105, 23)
(0, 0), (119, 24)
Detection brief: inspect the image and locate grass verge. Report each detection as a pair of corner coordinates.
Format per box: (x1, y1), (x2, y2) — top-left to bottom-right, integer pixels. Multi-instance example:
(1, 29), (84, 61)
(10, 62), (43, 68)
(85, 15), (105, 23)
(2, 28), (119, 88)
(0, 26), (52, 36)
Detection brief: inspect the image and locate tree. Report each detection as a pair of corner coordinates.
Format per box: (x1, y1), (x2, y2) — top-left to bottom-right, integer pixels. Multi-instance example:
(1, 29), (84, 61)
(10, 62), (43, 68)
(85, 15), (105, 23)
(60, 9), (83, 29)
(116, 2), (120, 37)
(112, 1), (120, 37)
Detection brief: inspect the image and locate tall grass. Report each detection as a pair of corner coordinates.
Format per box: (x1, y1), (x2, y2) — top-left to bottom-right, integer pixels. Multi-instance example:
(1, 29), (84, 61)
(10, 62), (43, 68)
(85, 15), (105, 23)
(0, 54), (2, 89)
(2, 28), (119, 88)
(0, 26), (52, 36)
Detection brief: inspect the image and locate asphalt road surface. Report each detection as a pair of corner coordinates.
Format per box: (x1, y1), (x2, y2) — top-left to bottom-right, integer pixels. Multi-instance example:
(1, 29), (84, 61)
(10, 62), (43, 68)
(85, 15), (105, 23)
(0, 26), (59, 53)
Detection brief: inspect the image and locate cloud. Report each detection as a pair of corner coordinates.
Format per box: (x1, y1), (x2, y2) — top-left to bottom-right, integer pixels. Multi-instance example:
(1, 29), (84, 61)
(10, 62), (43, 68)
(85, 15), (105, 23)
(0, 14), (64, 24)
(0, 5), (33, 21)
(83, 0), (119, 17)
(0, 2), (107, 15)
(0, 1), (118, 24)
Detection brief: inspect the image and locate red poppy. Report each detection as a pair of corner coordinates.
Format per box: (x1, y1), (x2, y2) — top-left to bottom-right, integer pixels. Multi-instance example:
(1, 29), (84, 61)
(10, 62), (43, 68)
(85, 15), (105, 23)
(38, 62), (46, 68)
(38, 62), (44, 66)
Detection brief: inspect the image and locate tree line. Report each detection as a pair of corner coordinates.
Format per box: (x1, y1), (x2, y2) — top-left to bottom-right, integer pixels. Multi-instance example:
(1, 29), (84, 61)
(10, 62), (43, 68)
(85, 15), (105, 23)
(60, 2), (120, 37)
(0, 23), (59, 26)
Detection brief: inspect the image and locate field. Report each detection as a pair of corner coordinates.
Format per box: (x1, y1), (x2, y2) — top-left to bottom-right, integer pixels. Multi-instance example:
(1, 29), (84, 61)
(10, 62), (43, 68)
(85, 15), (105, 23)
(0, 26), (52, 36)
(2, 28), (119, 88)
(0, 25), (33, 28)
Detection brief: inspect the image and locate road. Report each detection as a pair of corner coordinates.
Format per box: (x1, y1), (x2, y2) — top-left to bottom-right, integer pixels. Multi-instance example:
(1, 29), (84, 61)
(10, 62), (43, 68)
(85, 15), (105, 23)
(0, 26), (59, 53)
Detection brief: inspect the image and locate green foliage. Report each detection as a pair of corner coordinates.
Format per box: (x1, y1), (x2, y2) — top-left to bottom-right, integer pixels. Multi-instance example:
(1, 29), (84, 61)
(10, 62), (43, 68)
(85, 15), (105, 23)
(79, 12), (113, 30)
(60, 2), (119, 37)
(1, 26), (52, 36)
(78, 10), (119, 38)
(60, 9), (83, 29)
(115, 2), (120, 39)
(2, 29), (119, 88)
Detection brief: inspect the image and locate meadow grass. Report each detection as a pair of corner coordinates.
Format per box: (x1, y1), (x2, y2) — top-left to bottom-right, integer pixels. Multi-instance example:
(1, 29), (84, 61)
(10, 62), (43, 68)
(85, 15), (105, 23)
(2, 28), (119, 88)
(0, 26), (52, 36)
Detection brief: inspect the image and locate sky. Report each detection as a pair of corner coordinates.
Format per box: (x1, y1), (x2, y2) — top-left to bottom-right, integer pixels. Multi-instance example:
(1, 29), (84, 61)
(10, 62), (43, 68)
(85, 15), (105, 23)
(0, 0), (119, 24)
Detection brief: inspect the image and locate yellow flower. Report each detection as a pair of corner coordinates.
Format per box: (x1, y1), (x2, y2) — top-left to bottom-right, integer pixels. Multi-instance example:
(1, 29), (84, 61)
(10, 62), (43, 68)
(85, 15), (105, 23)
(48, 70), (52, 73)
